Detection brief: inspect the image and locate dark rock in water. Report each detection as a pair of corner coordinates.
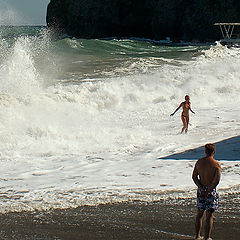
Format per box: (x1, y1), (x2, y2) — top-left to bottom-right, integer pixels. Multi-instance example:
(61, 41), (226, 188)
(46, 0), (240, 42)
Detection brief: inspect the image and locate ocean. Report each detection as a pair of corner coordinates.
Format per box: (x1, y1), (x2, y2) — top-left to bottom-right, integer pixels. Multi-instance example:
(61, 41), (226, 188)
(0, 26), (239, 214)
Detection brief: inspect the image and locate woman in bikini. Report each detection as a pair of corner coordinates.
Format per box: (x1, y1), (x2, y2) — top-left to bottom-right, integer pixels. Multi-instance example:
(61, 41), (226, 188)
(170, 95), (195, 133)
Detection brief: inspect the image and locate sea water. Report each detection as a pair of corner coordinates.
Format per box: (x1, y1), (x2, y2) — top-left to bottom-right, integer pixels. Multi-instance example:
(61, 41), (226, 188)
(0, 26), (239, 213)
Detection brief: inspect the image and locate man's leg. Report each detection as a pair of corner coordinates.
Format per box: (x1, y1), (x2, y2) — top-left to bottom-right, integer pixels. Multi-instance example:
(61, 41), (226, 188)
(204, 210), (214, 240)
(195, 209), (204, 239)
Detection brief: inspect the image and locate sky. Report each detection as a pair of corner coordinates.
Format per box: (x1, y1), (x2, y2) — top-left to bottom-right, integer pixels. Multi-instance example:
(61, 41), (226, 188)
(0, 0), (50, 26)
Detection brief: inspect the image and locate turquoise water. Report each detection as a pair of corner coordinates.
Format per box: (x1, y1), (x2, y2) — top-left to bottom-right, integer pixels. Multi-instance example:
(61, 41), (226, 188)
(0, 26), (207, 83)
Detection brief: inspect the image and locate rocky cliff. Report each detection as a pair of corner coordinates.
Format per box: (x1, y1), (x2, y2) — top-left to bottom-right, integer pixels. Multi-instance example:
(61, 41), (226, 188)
(46, 0), (240, 42)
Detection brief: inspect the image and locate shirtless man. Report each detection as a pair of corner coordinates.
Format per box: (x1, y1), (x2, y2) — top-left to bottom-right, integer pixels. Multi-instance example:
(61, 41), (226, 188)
(170, 95), (195, 133)
(192, 143), (221, 240)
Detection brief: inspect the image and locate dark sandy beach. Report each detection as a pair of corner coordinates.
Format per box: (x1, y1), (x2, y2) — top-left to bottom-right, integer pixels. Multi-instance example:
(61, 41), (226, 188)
(0, 192), (239, 240)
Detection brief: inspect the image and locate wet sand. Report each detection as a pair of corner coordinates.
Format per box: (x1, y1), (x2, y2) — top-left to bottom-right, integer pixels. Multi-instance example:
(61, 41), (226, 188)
(0, 193), (239, 240)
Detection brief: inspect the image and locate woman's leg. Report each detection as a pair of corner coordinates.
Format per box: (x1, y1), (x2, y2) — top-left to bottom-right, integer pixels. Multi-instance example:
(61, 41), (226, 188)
(185, 116), (189, 133)
(181, 115), (187, 133)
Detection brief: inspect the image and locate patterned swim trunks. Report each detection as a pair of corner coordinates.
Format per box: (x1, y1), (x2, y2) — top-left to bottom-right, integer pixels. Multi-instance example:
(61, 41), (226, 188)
(197, 187), (218, 212)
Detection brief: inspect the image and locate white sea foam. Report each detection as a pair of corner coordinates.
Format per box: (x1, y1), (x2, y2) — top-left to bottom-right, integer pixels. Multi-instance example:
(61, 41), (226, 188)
(0, 34), (239, 212)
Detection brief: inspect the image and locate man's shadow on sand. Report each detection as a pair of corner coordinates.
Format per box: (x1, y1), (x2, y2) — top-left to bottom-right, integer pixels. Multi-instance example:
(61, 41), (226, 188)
(159, 135), (240, 161)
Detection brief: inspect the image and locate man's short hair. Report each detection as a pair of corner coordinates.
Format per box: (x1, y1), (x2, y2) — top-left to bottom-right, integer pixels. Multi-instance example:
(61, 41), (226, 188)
(205, 143), (215, 155)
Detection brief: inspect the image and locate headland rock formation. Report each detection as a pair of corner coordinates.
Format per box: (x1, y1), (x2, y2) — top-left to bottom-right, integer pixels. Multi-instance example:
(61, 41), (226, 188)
(47, 0), (240, 42)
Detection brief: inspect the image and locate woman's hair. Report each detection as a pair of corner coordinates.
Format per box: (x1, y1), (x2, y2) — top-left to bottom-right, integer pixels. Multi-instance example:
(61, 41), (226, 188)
(185, 95), (190, 100)
(205, 143), (215, 155)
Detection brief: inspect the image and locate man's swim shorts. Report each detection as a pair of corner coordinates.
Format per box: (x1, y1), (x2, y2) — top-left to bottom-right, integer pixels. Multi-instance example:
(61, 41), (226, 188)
(197, 187), (218, 212)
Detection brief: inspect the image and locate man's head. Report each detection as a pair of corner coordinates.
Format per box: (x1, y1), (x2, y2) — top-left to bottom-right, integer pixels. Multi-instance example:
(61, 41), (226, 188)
(205, 143), (215, 156)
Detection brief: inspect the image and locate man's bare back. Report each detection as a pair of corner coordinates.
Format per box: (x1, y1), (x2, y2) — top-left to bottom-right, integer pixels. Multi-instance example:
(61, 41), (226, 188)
(193, 156), (221, 191)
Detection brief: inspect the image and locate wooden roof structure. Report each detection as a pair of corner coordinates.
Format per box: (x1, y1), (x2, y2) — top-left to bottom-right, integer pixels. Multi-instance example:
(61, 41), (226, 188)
(214, 23), (240, 25)
(214, 23), (240, 40)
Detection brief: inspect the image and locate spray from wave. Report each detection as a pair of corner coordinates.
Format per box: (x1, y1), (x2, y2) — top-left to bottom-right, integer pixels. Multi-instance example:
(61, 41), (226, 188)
(0, 27), (239, 212)
(0, 28), (240, 155)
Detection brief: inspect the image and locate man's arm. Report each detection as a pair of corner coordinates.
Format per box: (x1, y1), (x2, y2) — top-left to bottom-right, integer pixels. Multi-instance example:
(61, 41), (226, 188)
(208, 166), (221, 192)
(192, 163), (203, 190)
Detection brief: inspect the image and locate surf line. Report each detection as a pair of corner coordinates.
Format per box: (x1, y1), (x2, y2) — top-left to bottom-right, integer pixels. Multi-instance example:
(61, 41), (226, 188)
(154, 228), (193, 239)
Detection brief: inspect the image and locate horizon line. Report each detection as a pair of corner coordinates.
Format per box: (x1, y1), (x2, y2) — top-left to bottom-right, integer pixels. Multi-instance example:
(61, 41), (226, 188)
(0, 24), (46, 27)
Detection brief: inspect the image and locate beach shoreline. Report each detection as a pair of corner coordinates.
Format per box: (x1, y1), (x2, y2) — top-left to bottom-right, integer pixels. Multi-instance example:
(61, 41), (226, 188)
(0, 193), (239, 240)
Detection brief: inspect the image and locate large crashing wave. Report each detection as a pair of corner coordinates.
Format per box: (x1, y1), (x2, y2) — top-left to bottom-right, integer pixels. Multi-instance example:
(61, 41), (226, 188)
(0, 29), (239, 156)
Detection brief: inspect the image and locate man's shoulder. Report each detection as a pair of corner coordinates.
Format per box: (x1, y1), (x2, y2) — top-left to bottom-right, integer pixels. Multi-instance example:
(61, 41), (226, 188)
(196, 156), (216, 165)
(212, 158), (221, 169)
(197, 157), (221, 169)
(195, 157), (204, 169)
(196, 157), (206, 163)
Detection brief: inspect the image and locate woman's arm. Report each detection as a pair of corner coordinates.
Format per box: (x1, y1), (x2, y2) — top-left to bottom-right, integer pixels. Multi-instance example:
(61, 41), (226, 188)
(170, 103), (182, 116)
(189, 103), (195, 114)
(189, 105), (195, 114)
(188, 102), (195, 114)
